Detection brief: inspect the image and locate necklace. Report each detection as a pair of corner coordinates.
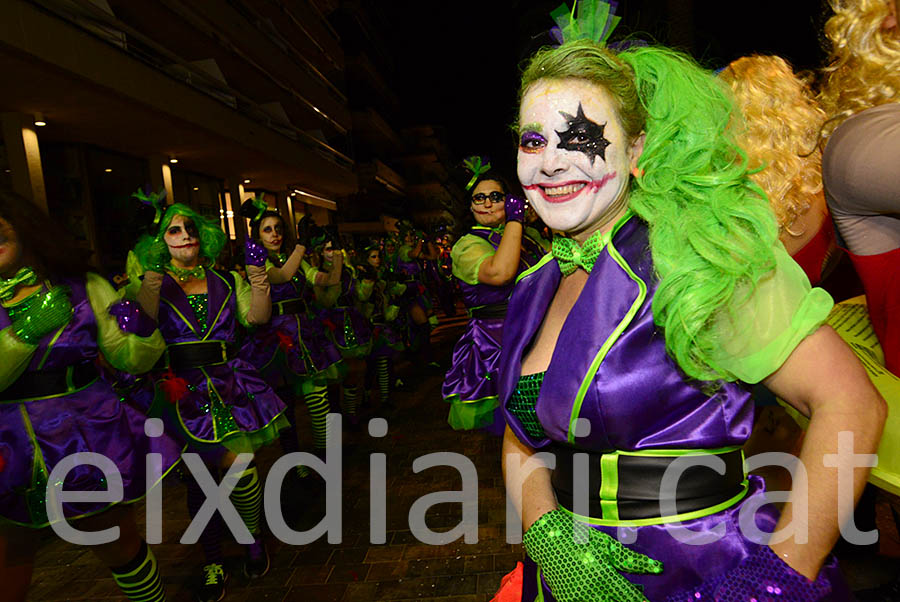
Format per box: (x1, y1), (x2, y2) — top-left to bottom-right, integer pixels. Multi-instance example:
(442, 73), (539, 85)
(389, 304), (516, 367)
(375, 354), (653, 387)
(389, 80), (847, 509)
(167, 263), (205, 283)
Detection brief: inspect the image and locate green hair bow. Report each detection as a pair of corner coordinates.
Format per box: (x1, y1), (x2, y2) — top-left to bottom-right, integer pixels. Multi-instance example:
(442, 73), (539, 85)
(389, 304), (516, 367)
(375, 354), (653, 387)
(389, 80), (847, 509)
(462, 156), (492, 191)
(249, 193), (268, 222)
(132, 187), (167, 228)
(550, 0), (621, 45)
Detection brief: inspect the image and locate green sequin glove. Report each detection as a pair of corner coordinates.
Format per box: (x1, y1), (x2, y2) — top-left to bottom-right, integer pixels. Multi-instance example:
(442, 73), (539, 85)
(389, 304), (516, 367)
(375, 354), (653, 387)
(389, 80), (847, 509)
(140, 239), (171, 273)
(522, 509), (663, 602)
(12, 286), (74, 345)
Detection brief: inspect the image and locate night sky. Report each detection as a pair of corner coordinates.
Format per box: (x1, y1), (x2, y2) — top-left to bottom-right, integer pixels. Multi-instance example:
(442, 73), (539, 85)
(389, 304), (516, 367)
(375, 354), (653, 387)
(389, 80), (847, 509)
(375, 0), (829, 185)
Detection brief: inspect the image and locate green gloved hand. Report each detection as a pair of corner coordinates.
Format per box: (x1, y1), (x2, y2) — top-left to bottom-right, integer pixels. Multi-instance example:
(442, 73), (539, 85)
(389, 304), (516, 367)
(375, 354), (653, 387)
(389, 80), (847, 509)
(12, 286), (74, 345)
(140, 239), (171, 273)
(522, 509), (663, 602)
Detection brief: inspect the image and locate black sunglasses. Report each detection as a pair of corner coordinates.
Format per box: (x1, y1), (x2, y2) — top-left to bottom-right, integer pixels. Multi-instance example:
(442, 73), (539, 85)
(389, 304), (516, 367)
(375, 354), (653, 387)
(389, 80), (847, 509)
(472, 191), (505, 205)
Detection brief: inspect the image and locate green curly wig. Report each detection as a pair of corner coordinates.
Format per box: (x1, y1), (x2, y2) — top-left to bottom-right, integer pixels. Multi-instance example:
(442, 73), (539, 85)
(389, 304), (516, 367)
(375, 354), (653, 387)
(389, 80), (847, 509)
(519, 40), (779, 382)
(134, 203), (226, 269)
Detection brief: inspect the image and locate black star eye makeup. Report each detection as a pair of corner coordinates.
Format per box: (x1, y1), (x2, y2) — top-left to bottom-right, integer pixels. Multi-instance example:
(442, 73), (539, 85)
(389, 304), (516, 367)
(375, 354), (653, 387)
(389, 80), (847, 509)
(555, 102), (611, 163)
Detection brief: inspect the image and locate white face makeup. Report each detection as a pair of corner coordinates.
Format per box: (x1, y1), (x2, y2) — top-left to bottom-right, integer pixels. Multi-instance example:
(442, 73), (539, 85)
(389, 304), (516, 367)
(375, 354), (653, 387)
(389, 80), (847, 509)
(0, 217), (22, 278)
(164, 213), (200, 266)
(322, 241), (334, 263)
(470, 180), (506, 227)
(367, 249), (381, 269)
(517, 78), (639, 240)
(259, 216), (283, 253)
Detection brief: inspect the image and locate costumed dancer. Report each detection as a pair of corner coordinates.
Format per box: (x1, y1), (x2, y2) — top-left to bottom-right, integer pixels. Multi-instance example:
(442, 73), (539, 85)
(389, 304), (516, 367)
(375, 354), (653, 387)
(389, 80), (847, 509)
(817, 0), (900, 376)
(237, 198), (343, 483)
(442, 158), (548, 435)
(494, 4), (885, 601)
(0, 188), (182, 602)
(129, 199), (286, 602)
(720, 55), (840, 287)
(358, 240), (405, 412)
(395, 220), (440, 364)
(311, 228), (373, 425)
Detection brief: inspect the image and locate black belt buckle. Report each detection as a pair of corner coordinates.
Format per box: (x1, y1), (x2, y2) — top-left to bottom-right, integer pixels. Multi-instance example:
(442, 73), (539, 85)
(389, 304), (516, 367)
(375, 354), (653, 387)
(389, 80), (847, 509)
(163, 341), (233, 371)
(469, 302), (509, 319)
(551, 444), (746, 520)
(0, 363), (99, 402)
(275, 298), (306, 316)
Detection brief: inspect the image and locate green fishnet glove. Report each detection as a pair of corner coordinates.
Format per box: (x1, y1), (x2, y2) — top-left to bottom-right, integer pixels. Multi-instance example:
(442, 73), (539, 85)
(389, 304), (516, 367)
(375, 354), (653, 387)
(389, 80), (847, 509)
(12, 286), (74, 345)
(522, 509), (663, 602)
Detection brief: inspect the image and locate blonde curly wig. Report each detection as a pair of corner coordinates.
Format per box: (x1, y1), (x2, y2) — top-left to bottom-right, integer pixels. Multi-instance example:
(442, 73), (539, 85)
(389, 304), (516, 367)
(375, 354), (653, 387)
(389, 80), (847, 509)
(818, 0), (900, 137)
(720, 56), (825, 236)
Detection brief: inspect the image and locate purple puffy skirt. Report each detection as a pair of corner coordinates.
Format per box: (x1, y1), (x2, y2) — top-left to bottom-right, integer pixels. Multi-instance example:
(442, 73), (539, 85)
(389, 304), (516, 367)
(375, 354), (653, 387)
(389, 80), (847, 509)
(442, 316), (505, 432)
(0, 378), (183, 528)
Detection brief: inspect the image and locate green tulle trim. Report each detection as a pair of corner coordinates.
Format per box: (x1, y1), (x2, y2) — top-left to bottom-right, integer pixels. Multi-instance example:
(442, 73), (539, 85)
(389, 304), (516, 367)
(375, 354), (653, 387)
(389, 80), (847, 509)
(221, 413), (290, 454)
(445, 394), (500, 431)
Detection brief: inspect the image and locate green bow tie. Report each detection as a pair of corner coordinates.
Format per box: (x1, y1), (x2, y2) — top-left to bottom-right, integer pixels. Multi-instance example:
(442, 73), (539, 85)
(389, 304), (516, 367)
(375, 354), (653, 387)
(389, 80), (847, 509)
(0, 267), (38, 301)
(552, 231), (607, 276)
(167, 264), (205, 283)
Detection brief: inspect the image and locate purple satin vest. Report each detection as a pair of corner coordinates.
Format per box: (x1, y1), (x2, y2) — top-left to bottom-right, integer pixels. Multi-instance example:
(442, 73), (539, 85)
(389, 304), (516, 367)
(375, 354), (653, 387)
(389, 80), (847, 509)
(158, 269), (239, 344)
(457, 226), (547, 309)
(0, 277), (98, 371)
(499, 216), (753, 452)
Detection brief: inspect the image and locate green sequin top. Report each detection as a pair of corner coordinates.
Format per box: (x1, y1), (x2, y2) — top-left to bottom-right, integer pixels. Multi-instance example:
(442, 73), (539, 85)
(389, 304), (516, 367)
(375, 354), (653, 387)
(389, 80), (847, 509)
(187, 294), (209, 333)
(508, 372), (547, 439)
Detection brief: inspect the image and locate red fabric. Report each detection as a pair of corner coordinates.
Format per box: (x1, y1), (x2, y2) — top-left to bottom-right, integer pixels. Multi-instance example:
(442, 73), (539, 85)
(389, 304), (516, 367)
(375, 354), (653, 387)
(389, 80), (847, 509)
(275, 330), (295, 352)
(322, 318), (337, 332)
(0, 452), (5, 473)
(491, 562), (524, 602)
(848, 248), (900, 376)
(790, 216), (838, 287)
(159, 368), (190, 404)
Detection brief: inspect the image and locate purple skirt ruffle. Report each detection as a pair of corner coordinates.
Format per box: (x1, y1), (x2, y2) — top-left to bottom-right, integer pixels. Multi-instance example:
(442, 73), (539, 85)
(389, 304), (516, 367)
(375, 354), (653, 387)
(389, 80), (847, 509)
(442, 316), (503, 403)
(0, 379), (183, 528)
(322, 306), (373, 358)
(518, 476), (853, 601)
(146, 360), (286, 453)
(241, 313), (342, 380)
(370, 321), (405, 358)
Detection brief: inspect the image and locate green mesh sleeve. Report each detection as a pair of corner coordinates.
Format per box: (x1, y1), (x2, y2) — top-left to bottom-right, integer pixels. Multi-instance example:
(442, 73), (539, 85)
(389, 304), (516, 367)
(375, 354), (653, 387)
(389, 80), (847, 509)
(711, 244), (835, 383)
(398, 244), (414, 263)
(87, 273), (165, 373)
(357, 279), (374, 302)
(233, 270), (253, 328)
(450, 234), (497, 286)
(301, 260), (319, 286)
(315, 283), (341, 308)
(0, 328), (36, 392)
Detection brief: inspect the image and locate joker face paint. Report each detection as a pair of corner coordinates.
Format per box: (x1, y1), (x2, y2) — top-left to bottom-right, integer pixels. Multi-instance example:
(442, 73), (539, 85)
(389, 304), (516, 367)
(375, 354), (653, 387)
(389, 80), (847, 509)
(164, 214), (200, 267)
(367, 249), (381, 269)
(517, 78), (640, 241)
(259, 216), (284, 253)
(470, 179), (506, 227)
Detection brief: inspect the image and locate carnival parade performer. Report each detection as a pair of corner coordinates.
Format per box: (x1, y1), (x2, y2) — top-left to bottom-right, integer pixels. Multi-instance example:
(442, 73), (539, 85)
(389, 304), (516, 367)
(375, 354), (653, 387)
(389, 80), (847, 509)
(129, 198), (285, 602)
(720, 55), (840, 287)
(238, 198), (343, 480)
(494, 6), (886, 601)
(311, 228), (373, 424)
(817, 0), (900, 375)
(358, 241), (405, 412)
(442, 159), (548, 434)
(395, 220), (439, 358)
(0, 188), (182, 602)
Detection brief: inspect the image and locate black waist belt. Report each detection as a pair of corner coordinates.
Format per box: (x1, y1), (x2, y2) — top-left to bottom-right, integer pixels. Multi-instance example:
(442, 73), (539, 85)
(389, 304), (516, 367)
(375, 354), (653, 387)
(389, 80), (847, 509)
(274, 298), (307, 316)
(468, 302), (509, 320)
(161, 341), (235, 371)
(550, 443), (746, 521)
(0, 362), (99, 402)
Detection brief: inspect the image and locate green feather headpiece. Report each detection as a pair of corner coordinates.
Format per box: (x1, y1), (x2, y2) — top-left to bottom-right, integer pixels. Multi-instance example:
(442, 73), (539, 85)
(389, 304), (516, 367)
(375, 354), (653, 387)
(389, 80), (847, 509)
(462, 156), (492, 191)
(550, 0), (621, 45)
(132, 187), (167, 229)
